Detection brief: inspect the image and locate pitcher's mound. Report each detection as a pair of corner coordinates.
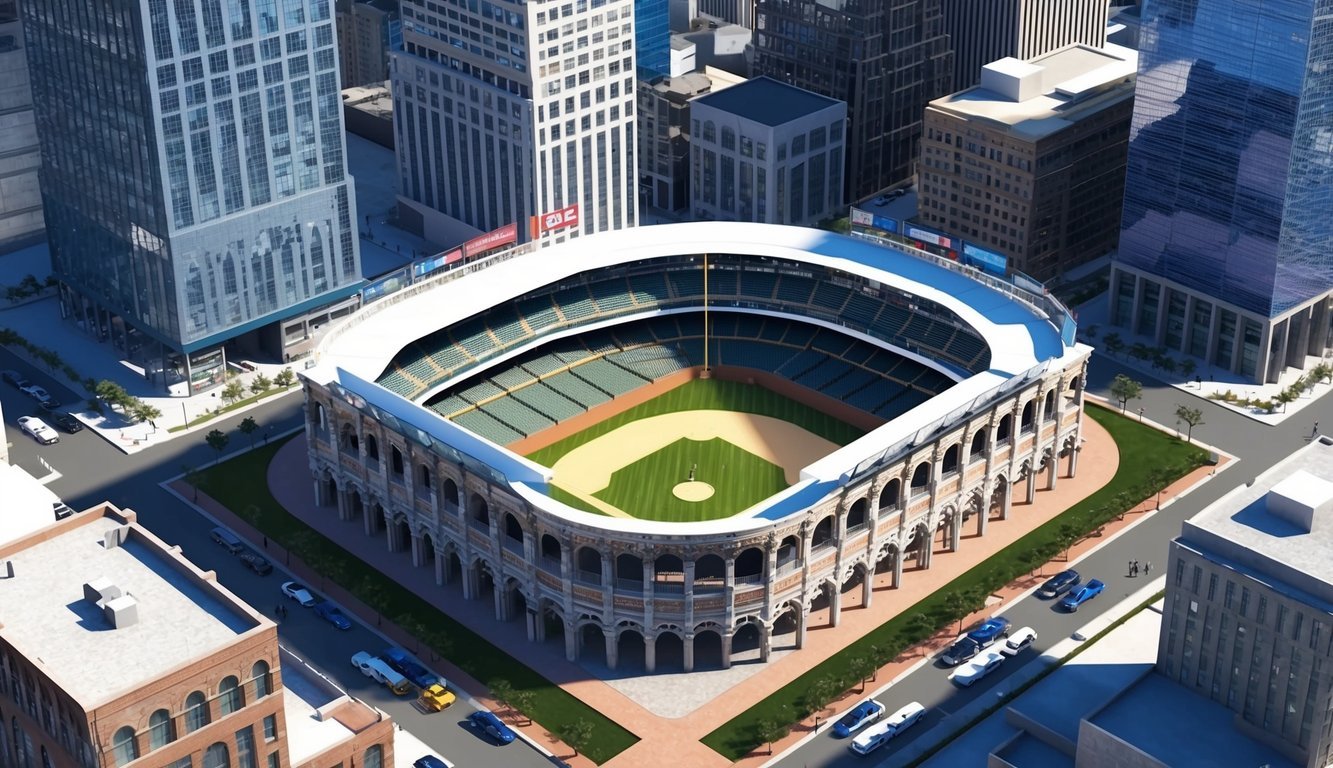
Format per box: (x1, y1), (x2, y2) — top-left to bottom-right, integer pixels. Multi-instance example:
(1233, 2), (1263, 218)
(672, 481), (715, 502)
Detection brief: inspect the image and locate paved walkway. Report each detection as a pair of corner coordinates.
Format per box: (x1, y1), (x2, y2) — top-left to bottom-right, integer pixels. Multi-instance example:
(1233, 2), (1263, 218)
(261, 409), (1143, 767)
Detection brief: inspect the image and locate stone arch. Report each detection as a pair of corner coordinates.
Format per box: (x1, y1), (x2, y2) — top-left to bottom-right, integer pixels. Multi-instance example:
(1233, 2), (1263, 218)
(874, 541), (901, 589)
(1020, 400), (1036, 432)
(575, 546), (603, 583)
(365, 434), (379, 462)
(879, 477), (901, 510)
(692, 624), (725, 670)
(615, 552), (643, 585)
(996, 413), (1013, 442)
(732, 617), (763, 660)
(615, 624), (645, 670)
(990, 474), (1010, 520)
(502, 512), (524, 543)
(389, 444), (405, 476)
(501, 576), (527, 621)
(907, 522), (931, 568)
(910, 461), (931, 492)
(1044, 389), (1056, 420)
(654, 552), (684, 577)
(441, 477), (460, 507)
(811, 515), (835, 548)
(417, 462), (433, 490)
(369, 500), (386, 534)
(845, 497), (868, 531)
(392, 516), (411, 554)
(770, 601), (803, 651)
(735, 546), (765, 580)
(420, 531), (437, 566)
(695, 552), (725, 582)
(540, 533), (562, 561)
(776, 534), (801, 568)
(340, 422), (358, 453)
(942, 443), (960, 474)
(579, 621), (608, 666)
(970, 428), (987, 459)
(468, 493), (490, 527)
(314, 401), (327, 431)
(654, 629), (685, 672)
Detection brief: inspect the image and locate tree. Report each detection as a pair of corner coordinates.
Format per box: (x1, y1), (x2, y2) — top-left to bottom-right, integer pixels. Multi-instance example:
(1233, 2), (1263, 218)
(488, 678), (513, 713)
(756, 712), (793, 755)
(274, 367), (297, 388)
(221, 379), (245, 405)
(1160, 356), (1177, 376)
(1175, 404), (1204, 443)
(205, 429), (229, 465)
(944, 588), (986, 634)
(1102, 332), (1124, 358)
(1056, 523), (1080, 560)
(249, 372), (273, 395)
(804, 675), (838, 718)
(1129, 342), (1152, 362)
(1275, 387), (1297, 413)
(130, 401), (162, 427)
(1148, 468), (1173, 510)
(1082, 324), (1098, 341)
(1110, 374), (1142, 414)
(181, 464), (203, 502)
(908, 612), (937, 646)
(562, 718), (594, 757)
(1179, 358), (1197, 381)
(508, 689), (536, 725)
(849, 655), (876, 692)
(239, 416), (259, 448)
(94, 379), (131, 411)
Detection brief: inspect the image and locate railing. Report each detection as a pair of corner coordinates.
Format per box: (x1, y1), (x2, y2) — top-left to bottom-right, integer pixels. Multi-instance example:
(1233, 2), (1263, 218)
(501, 537), (523, 556)
(574, 568), (602, 586)
(539, 556), (561, 574)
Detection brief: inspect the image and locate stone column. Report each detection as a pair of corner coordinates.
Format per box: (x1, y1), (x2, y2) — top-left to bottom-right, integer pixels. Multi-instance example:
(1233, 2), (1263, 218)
(723, 557), (736, 628)
(601, 553), (614, 618)
(1069, 437), (1081, 477)
(564, 620), (578, 661)
(683, 559), (696, 629)
(1025, 466), (1037, 505)
(828, 582), (842, 628)
(721, 631), (734, 669)
(861, 565), (873, 609)
(604, 628), (619, 671)
(531, 606), (546, 643)
(493, 579), (506, 621)
(1046, 450), (1058, 491)
(683, 634), (695, 673)
(461, 560), (477, 601)
(760, 624), (772, 661)
(892, 547), (904, 589)
(434, 548), (445, 586)
(795, 606), (807, 650)
(642, 557), (656, 632)
(950, 510), (962, 552)
(410, 531), (423, 567)
(644, 634), (657, 673)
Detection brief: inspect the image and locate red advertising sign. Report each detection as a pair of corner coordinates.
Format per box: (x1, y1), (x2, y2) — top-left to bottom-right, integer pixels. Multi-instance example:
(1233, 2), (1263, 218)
(443, 248), (463, 265)
(462, 223), (518, 258)
(529, 203), (580, 237)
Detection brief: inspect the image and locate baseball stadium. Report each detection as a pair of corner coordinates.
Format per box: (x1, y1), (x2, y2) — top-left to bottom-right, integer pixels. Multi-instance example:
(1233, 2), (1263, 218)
(301, 222), (1090, 673)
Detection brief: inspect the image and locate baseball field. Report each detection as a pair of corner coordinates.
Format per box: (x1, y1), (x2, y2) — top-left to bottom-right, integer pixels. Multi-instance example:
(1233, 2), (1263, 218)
(526, 379), (864, 522)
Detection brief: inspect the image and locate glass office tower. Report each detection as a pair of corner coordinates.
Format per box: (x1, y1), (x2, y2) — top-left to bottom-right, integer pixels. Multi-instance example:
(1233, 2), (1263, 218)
(23, 0), (361, 384)
(634, 0), (670, 80)
(1111, 0), (1333, 382)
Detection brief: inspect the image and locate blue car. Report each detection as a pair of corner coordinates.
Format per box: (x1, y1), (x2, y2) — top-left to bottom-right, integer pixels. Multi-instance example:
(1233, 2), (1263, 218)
(832, 698), (885, 738)
(469, 710), (517, 744)
(966, 616), (1011, 648)
(1060, 579), (1105, 612)
(313, 601), (352, 630)
(412, 757), (449, 768)
(382, 646), (440, 688)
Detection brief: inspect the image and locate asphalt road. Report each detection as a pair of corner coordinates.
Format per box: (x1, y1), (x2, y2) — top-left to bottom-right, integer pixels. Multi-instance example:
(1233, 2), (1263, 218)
(0, 347), (555, 768)
(775, 353), (1323, 767)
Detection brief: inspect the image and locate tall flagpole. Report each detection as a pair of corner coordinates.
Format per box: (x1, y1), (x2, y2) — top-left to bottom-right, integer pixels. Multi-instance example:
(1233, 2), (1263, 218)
(703, 253), (710, 374)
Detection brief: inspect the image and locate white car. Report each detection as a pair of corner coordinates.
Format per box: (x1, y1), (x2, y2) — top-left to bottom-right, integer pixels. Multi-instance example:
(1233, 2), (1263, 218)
(1001, 626), (1038, 656)
(20, 384), (51, 402)
(281, 581), (316, 607)
(949, 649), (1005, 687)
(18, 416), (59, 445)
(848, 701), (925, 756)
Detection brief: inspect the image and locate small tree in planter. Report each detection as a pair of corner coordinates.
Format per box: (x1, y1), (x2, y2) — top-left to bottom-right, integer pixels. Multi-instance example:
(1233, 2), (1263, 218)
(249, 372), (273, 395)
(274, 367), (297, 388)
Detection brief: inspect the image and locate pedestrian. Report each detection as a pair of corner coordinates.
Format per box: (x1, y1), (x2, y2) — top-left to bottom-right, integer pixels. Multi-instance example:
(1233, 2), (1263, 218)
(275, 604), (282, 620)
(1128, 560), (1134, 576)
(1131, 560), (1139, 577)
(1144, 561), (1152, 575)
(1313, 422), (1320, 438)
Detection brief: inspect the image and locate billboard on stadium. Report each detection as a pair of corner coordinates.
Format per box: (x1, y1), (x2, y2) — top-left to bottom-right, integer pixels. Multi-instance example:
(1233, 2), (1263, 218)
(962, 242), (1008, 276)
(906, 225), (952, 249)
(361, 266), (410, 305)
(412, 248), (462, 280)
(529, 203), (580, 237)
(462, 223), (518, 258)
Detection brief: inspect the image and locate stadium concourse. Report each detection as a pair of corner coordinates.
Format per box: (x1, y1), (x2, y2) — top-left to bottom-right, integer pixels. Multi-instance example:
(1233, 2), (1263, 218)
(300, 221), (1091, 681)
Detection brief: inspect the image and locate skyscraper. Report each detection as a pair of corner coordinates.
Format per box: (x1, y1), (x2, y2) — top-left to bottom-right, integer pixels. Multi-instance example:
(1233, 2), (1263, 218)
(753, 0), (952, 201)
(0, 0), (44, 251)
(941, 0), (1108, 93)
(392, 0), (638, 247)
(635, 0), (670, 80)
(23, 0), (361, 384)
(1110, 0), (1333, 383)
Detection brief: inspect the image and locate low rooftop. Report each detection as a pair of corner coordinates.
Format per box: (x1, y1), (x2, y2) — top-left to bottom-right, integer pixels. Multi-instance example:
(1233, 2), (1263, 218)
(0, 462), (64, 547)
(0, 507), (263, 707)
(929, 43), (1137, 140)
(1181, 436), (1333, 604)
(281, 648), (389, 765)
(691, 75), (844, 127)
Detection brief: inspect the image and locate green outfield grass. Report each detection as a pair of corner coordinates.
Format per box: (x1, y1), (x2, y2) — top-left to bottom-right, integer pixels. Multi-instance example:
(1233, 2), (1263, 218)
(592, 437), (787, 522)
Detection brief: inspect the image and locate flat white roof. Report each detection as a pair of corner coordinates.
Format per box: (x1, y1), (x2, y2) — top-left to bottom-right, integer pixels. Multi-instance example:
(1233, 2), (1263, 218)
(0, 512), (260, 707)
(0, 463), (63, 547)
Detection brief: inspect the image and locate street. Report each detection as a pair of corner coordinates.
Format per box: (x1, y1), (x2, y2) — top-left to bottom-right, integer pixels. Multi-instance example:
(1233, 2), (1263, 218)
(0, 347), (557, 768)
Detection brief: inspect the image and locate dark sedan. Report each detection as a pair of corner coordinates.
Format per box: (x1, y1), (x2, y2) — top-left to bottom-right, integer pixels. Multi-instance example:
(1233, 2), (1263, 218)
(1037, 569), (1081, 599)
(49, 412), (83, 434)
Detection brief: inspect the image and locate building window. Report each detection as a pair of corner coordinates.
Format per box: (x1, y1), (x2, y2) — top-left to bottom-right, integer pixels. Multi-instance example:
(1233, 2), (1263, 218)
(203, 742), (229, 768)
(184, 691), (210, 733)
(236, 726), (258, 768)
(364, 744), (384, 768)
(263, 715), (278, 742)
(219, 676), (244, 715)
(268, 753), (280, 768)
(112, 726), (138, 766)
(251, 661), (271, 699)
(148, 709), (174, 749)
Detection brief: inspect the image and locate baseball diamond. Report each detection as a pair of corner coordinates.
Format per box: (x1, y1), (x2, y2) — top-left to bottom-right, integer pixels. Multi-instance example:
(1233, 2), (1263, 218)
(302, 222), (1091, 674)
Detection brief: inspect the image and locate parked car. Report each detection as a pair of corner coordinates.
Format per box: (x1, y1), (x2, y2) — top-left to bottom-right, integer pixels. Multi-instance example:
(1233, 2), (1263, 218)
(1037, 569), (1081, 599)
(872, 195), (889, 207)
(891, 188), (908, 198)
(49, 412), (83, 434)
(20, 384), (51, 402)
(382, 647), (440, 688)
(418, 683), (457, 712)
(949, 649), (1006, 687)
(940, 635), (981, 667)
(239, 550), (273, 575)
(18, 415), (59, 445)
(468, 711), (516, 744)
(966, 616), (1012, 648)
(210, 527), (245, 554)
(281, 581), (316, 607)
(2, 370), (29, 388)
(848, 702), (925, 756)
(352, 651), (413, 694)
(1001, 626), (1038, 656)
(412, 757), (449, 768)
(37, 396), (60, 411)
(832, 698), (885, 738)
(313, 601), (352, 630)
(1060, 579), (1106, 612)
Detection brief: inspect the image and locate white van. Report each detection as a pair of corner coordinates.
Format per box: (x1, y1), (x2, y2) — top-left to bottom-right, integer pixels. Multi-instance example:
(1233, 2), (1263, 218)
(351, 651), (412, 695)
(848, 701), (926, 756)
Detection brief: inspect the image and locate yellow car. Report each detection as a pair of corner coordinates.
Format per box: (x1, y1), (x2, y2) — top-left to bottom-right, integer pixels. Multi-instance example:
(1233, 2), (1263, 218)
(419, 683), (457, 712)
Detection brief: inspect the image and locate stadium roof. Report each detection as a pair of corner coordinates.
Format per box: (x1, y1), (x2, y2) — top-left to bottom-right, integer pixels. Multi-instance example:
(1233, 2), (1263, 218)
(311, 222), (1084, 533)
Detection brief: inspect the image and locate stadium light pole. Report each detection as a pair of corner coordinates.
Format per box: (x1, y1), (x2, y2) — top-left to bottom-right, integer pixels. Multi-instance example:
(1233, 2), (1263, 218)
(703, 252), (711, 375)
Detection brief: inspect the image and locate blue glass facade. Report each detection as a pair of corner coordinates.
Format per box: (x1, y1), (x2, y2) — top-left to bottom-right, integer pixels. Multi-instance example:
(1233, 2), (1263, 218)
(1116, 0), (1333, 319)
(634, 0), (670, 79)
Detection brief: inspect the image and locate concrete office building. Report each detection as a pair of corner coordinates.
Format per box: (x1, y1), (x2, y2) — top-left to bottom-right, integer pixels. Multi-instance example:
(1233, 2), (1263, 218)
(696, 0), (753, 29)
(1110, 0), (1333, 383)
(1160, 437), (1333, 768)
(689, 77), (845, 226)
(335, 0), (401, 88)
(942, 0), (1108, 93)
(638, 70), (713, 213)
(0, 503), (395, 768)
(753, 0), (952, 201)
(0, 0), (43, 251)
(918, 44), (1136, 280)
(392, 0), (638, 248)
(21, 0), (362, 389)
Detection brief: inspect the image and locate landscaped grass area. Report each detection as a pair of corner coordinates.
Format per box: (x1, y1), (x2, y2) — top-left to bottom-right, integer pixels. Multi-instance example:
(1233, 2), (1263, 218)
(591, 437), (787, 521)
(525, 378), (864, 466)
(194, 439), (639, 764)
(700, 403), (1209, 760)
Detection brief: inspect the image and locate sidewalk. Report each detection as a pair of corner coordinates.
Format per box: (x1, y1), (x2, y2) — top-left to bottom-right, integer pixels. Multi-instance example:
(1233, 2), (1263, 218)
(249, 409), (1155, 768)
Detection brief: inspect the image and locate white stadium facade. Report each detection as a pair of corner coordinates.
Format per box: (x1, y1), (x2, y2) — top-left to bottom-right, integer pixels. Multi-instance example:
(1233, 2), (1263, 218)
(302, 222), (1091, 673)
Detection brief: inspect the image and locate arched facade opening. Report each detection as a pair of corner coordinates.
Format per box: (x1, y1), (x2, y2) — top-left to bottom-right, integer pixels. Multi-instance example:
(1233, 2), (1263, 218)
(776, 535), (801, 568)
(251, 660), (271, 699)
(576, 546), (603, 583)
(874, 543), (900, 589)
(469, 494), (489, 527)
(735, 547), (765, 580)
(845, 498), (868, 531)
(184, 690), (209, 732)
(616, 627), (645, 670)
(970, 429), (987, 459)
(654, 631), (684, 672)
(390, 445), (404, 477)
(540, 533), (562, 561)
(579, 623), (607, 665)
(997, 413), (1013, 441)
(615, 553), (643, 584)
(148, 709), (174, 749)
(693, 628), (724, 670)
(363, 745), (384, 768)
(654, 553), (683, 577)
(1020, 401), (1035, 433)
(112, 725), (137, 766)
(393, 517), (411, 552)
(879, 478), (901, 510)
(441, 477), (459, 507)
(941, 444), (960, 475)
(503, 513), (524, 543)
(418, 463), (432, 490)
(218, 675), (243, 715)
(1044, 389), (1055, 420)
(811, 516), (834, 549)
(910, 462), (931, 493)
(695, 553), (725, 583)
(340, 423), (358, 453)
(203, 742), (229, 768)
(365, 434), (379, 461)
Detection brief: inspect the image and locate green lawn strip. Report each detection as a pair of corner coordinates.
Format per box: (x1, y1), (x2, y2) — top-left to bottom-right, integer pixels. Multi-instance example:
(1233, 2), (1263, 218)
(700, 404), (1207, 760)
(167, 387), (295, 432)
(195, 439), (639, 763)
(901, 589), (1165, 768)
(527, 378), (864, 466)
(591, 437), (787, 522)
